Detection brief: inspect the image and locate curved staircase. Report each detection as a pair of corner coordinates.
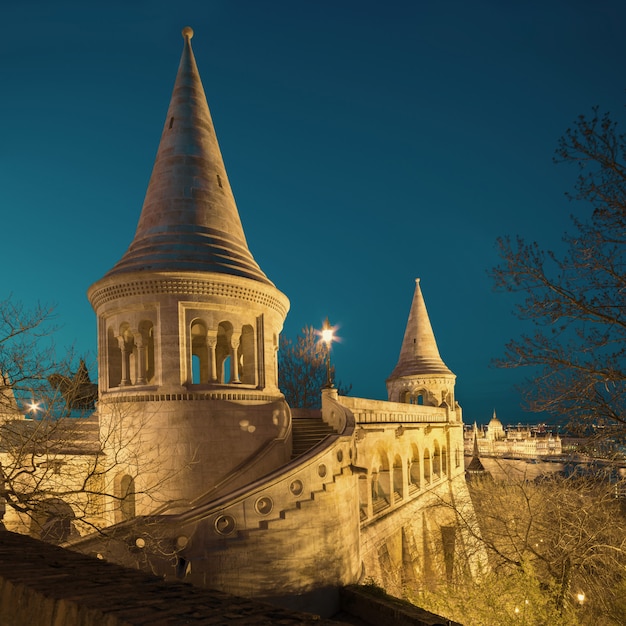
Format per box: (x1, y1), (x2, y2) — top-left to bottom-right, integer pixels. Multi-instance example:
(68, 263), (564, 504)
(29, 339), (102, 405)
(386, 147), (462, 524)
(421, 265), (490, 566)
(291, 412), (338, 459)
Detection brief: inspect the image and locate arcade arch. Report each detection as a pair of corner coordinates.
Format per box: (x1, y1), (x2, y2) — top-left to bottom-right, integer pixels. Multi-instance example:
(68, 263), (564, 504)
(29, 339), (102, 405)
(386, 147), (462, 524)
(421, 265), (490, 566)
(433, 441), (441, 479)
(106, 319), (155, 389)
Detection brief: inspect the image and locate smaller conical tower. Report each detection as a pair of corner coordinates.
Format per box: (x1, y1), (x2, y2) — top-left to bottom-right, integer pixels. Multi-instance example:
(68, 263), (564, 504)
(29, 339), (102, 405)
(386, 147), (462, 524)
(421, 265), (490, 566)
(386, 279), (456, 411)
(465, 426), (489, 480)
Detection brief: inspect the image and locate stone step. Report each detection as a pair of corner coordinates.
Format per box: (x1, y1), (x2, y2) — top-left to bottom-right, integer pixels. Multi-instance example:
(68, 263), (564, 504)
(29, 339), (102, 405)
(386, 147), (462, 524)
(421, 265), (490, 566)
(290, 417), (337, 459)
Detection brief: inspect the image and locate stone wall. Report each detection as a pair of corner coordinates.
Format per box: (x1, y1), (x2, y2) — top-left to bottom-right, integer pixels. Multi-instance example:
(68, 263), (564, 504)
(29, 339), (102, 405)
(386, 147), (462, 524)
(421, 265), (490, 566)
(0, 531), (341, 625)
(0, 531), (458, 626)
(359, 475), (487, 597)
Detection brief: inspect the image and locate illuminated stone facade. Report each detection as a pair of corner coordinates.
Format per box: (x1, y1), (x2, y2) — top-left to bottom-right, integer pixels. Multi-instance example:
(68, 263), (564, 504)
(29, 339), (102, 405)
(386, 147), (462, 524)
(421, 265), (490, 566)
(4, 28), (485, 617)
(465, 411), (562, 459)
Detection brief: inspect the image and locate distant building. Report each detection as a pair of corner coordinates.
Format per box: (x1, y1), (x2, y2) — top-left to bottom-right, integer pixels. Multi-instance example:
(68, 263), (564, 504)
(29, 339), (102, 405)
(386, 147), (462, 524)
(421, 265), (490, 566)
(465, 410), (562, 459)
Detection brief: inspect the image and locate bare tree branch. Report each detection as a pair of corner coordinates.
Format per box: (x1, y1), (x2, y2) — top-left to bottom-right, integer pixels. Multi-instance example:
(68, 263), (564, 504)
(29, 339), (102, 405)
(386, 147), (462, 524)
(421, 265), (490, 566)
(278, 326), (351, 408)
(492, 105), (626, 438)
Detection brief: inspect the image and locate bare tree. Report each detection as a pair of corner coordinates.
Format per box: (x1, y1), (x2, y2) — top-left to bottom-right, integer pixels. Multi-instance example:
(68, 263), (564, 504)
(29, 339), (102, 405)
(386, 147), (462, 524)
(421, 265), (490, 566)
(0, 297), (59, 403)
(416, 466), (626, 625)
(0, 399), (180, 543)
(416, 560), (570, 626)
(0, 299), (177, 544)
(492, 106), (626, 438)
(278, 325), (351, 408)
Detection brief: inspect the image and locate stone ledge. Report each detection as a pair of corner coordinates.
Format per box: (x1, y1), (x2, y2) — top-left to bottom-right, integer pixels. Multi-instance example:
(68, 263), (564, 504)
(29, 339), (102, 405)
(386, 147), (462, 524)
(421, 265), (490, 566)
(339, 585), (461, 626)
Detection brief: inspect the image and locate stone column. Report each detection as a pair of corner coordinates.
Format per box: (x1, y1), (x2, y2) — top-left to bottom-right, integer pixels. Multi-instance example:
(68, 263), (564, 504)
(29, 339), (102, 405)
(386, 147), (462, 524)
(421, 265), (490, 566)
(117, 335), (131, 386)
(230, 333), (241, 384)
(134, 330), (146, 385)
(207, 331), (218, 382)
(371, 472), (379, 502)
(273, 335), (279, 387)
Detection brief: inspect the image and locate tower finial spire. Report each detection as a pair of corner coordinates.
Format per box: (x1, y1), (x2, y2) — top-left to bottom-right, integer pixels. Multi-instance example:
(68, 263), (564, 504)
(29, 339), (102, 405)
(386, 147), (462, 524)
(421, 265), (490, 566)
(389, 278), (452, 378)
(386, 279), (456, 404)
(103, 27), (272, 285)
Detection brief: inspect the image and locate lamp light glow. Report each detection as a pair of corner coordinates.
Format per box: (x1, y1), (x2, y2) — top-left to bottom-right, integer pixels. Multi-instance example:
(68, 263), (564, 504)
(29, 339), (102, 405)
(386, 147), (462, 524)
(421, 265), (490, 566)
(321, 327), (334, 344)
(320, 318), (335, 389)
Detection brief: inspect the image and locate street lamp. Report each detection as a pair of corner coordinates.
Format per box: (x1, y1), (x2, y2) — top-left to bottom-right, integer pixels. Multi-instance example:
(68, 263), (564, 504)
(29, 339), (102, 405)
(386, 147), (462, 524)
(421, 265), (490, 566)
(320, 318), (334, 388)
(26, 400), (41, 417)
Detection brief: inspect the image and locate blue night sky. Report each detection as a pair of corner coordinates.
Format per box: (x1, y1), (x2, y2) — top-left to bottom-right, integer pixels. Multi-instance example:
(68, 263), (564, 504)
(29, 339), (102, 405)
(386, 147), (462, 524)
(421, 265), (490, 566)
(2, 1), (625, 424)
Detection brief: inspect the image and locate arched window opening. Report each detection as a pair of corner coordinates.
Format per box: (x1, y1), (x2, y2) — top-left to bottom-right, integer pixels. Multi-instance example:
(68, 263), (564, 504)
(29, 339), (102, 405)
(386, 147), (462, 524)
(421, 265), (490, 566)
(239, 324), (256, 385)
(138, 320), (155, 383)
(446, 390), (455, 409)
(120, 475), (136, 521)
(455, 446), (461, 468)
(216, 322), (233, 384)
(433, 441), (441, 479)
(441, 525), (457, 582)
(416, 394), (424, 405)
(424, 448), (431, 484)
(358, 474), (369, 521)
(442, 446), (448, 476)
(107, 326), (122, 388)
(371, 469), (380, 501)
(372, 451), (391, 514)
(371, 470), (388, 515)
(192, 354), (201, 384)
(191, 320), (208, 384)
(393, 455), (403, 503)
(222, 355), (232, 383)
(409, 444), (420, 492)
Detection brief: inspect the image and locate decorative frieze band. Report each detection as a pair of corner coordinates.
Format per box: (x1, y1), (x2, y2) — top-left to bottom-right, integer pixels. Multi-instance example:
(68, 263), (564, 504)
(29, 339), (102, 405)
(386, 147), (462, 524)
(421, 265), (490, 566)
(90, 277), (288, 317)
(104, 391), (282, 404)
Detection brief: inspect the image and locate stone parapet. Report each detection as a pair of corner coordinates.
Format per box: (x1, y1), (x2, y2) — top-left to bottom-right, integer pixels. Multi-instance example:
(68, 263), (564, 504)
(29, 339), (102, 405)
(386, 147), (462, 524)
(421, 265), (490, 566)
(339, 395), (450, 424)
(339, 585), (461, 626)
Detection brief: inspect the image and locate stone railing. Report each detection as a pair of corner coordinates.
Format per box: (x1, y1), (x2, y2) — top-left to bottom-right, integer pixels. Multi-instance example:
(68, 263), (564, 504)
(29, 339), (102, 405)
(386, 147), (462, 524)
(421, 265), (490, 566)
(337, 395), (451, 424)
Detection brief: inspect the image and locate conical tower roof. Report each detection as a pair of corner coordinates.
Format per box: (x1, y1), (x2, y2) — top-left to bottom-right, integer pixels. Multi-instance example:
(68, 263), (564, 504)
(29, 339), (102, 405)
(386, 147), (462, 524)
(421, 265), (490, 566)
(466, 427), (488, 478)
(104, 27), (271, 285)
(389, 278), (452, 379)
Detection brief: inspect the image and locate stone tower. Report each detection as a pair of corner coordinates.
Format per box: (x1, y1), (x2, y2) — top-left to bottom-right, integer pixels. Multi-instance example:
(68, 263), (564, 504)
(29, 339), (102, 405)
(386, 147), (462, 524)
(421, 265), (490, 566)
(88, 28), (291, 521)
(386, 278), (457, 413)
(68, 32), (485, 618)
